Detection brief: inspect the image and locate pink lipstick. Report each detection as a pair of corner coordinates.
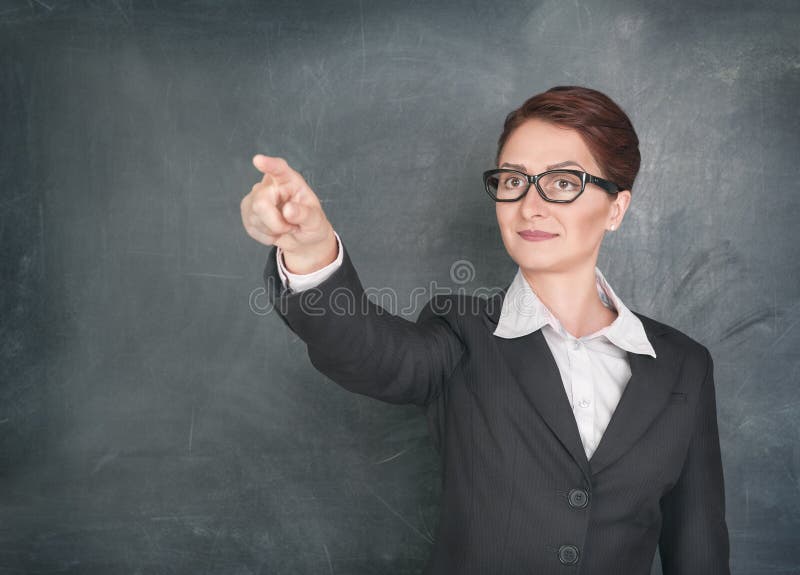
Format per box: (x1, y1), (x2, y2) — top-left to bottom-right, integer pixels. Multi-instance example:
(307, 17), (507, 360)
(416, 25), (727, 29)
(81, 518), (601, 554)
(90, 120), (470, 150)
(519, 230), (558, 241)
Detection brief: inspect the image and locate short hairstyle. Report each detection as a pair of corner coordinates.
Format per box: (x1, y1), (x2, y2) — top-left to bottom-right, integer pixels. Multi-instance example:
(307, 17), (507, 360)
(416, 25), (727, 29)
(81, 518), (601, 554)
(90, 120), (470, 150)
(495, 86), (641, 193)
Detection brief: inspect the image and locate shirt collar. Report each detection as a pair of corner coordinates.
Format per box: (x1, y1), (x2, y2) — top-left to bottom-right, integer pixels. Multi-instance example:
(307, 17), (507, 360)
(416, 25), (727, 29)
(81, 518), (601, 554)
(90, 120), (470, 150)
(492, 266), (657, 358)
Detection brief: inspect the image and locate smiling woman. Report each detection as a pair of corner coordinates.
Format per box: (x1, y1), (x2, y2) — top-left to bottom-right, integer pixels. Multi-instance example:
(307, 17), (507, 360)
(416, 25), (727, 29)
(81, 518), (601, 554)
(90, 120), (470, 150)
(492, 117), (632, 337)
(241, 85), (731, 574)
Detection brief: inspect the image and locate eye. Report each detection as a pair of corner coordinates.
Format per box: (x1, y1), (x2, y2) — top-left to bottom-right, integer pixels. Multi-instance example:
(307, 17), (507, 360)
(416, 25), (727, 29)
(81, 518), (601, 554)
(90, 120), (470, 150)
(501, 174), (525, 189)
(554, 178), (578, 190)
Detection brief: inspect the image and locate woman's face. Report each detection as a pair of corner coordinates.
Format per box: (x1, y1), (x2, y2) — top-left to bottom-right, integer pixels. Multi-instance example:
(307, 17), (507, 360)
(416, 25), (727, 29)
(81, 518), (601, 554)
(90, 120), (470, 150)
(495, 118), (632, 275)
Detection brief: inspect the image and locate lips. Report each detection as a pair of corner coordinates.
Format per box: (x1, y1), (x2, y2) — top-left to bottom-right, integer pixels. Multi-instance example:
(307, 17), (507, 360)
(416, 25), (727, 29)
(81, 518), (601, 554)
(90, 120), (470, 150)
(519, 230), (558, 240)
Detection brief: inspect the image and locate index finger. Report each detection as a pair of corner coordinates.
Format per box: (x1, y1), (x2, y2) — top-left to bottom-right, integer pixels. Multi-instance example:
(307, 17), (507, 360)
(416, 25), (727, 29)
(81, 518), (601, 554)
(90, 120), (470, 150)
(252, 154), (297, 186)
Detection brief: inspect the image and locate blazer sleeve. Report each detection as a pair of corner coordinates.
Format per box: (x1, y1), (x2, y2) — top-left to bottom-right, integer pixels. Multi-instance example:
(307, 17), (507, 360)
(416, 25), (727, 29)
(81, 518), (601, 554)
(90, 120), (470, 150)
(262, 238), (466, 407)
(658, 348), (731, 574)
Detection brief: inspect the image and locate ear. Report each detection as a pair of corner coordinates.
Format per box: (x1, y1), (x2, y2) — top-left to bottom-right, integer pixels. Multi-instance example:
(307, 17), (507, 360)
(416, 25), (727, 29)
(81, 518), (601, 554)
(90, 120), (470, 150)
(608, 190), (631, 231)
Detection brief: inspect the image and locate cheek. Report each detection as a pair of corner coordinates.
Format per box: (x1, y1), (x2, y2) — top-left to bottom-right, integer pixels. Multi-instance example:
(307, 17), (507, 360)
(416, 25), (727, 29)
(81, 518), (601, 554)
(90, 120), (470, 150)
(495, 206), (516, 231)
(564, 206), (607, 242)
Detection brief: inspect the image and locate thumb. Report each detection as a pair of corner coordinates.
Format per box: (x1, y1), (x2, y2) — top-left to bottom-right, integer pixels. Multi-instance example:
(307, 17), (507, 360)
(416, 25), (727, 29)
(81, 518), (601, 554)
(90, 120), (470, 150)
(282, 201), (313, 227)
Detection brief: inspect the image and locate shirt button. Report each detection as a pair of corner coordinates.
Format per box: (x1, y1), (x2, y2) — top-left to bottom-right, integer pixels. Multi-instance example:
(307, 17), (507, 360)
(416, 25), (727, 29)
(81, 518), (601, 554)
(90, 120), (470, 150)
(577, 399), (590, 408)
(558, 544), (580, 565)
(571, 339), (581, 350)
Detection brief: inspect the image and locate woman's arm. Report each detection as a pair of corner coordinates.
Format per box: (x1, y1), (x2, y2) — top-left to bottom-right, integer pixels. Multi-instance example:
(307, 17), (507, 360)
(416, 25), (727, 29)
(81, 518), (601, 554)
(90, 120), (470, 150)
(658, 348), (731, 574)
(243, 154), (465, 406)
(263, 236), (466, 407)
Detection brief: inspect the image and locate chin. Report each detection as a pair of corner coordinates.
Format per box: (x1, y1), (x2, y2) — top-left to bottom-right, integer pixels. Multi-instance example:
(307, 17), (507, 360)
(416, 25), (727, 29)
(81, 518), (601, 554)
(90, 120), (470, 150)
(503, 237), (558, 271)
(516, 259), (562, 275)
(506, 250), (561, 273)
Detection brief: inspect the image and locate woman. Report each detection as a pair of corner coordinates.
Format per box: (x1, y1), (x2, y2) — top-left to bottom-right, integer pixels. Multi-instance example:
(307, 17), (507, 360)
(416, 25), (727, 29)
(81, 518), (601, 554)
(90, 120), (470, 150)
(240, 86), (731, 574)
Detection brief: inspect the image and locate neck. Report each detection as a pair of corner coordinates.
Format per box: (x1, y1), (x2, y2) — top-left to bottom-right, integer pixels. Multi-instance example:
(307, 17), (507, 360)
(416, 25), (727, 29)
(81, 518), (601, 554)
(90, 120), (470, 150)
(521, 261), (618, 338)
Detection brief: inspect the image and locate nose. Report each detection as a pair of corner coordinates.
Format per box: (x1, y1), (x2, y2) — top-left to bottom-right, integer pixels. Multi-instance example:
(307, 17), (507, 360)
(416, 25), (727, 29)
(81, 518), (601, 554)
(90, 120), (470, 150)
(519, 184), (551, 219)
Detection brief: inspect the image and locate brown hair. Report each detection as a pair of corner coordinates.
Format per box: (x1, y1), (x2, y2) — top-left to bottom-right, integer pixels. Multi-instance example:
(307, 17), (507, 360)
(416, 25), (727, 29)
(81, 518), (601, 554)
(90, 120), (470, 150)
(495, 86), (640, 193)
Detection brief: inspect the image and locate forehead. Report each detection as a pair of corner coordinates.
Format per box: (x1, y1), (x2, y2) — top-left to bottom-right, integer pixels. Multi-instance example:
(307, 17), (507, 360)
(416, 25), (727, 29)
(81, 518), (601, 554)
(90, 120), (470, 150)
(499, 119), (599, 172)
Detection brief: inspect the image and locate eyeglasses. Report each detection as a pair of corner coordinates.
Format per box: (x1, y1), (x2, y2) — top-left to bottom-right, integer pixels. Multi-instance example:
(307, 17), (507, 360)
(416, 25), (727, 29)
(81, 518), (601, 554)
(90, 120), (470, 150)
(482, 168), (621, 203)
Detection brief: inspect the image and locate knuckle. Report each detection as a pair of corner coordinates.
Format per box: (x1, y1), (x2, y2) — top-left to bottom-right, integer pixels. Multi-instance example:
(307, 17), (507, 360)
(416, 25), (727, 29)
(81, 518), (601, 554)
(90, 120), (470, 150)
(251, 197), (273, 213)
(260, 210), (288, 233)
(248, 213), (264, 229)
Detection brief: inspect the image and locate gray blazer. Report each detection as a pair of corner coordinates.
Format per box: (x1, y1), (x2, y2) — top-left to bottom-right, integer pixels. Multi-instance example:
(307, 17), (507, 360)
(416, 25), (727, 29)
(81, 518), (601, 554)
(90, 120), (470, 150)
(263, 239), (731, 575)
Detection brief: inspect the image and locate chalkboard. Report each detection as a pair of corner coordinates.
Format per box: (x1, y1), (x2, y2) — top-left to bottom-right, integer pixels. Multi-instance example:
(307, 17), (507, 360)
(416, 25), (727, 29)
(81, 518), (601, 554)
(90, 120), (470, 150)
(2, 0), (799, 573)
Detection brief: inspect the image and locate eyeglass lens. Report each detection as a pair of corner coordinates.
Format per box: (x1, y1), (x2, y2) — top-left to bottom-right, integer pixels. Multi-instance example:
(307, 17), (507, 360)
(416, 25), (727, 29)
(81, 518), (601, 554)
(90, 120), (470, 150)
(487, 170), (583, 201)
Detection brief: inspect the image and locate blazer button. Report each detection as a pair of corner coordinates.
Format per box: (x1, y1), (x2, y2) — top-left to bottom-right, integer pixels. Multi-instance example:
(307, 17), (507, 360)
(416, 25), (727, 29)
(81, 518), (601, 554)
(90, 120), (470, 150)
(558, 544), (580, 565)
(568, 488), (589, 508)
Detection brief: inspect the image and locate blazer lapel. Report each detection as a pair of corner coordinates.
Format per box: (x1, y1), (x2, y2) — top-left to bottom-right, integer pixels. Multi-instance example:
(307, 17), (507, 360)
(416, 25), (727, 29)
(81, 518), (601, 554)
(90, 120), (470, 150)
(587, 316), (680, 476)
(486, 291), (592, 483)
(485, 294), (680, 481)
(495, 328), (593, 483)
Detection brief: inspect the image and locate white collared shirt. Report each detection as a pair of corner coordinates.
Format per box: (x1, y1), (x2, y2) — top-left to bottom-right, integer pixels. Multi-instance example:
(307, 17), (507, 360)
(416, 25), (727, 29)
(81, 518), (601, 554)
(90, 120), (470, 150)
(276, 233), (656, 460)
(494, 267), (656, 460)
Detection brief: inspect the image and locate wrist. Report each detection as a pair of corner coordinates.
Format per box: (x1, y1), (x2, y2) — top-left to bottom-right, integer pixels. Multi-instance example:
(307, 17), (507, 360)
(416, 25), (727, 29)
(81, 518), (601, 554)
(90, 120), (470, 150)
(282, 229), (338, 275)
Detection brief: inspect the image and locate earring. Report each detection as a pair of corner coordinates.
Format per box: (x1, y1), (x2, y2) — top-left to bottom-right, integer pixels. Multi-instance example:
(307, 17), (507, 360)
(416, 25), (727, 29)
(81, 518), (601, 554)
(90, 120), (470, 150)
(610, 224), (616, 231)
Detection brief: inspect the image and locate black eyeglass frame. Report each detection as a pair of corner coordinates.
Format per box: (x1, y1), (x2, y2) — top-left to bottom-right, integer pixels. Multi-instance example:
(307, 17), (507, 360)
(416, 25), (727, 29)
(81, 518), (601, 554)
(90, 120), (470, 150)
(482, 168), (622, 203)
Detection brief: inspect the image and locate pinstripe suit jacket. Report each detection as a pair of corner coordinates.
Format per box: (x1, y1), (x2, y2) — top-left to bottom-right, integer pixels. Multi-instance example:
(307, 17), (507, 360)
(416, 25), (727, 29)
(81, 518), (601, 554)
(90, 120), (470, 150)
(263, 240), (731, 575)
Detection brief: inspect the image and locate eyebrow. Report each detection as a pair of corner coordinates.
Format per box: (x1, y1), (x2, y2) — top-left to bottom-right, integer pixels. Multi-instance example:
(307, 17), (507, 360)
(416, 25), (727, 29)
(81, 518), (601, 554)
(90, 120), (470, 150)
(500, 160), (587, 172)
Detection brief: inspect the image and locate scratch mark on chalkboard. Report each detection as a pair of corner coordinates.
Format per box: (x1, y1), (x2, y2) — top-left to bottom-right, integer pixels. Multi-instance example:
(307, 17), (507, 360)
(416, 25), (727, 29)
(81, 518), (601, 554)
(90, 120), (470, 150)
(736, 415), (757, 432)
(29, 0), (53, 11)
(745, 484), (750, 525)
(139, 522), (161, 554)
(208, 525), (224, 556)
(573, 0), (583, 37)
(188, 406), (195, 454)
(714, 65), (740, 86)
(323, 543), (334, 574)
(773, 312), (800, 348)
(676, 242), (740, 303)
(387, 93), (424, 104)
(92, 450), (120, 474)
(313, 104), (323, 154)
(375, 448), (408, 464)
(39, 200), (45, 280)
(110, 0), (130, 24)
(0, 418), (9, 424)
(183, 271), (244, 279)
(773, 401), (800, 416)
(418, 505), (434, 541)
(127, 249), (174, 257)
(227, 120), (240, 147)
(778, 459), (799, 497)
(359, 0), (366, 100)
(732, 373), (752, 403)
(719, 309), (771, 342)
(364, 484), (433, 543)
(263, 44), (274, 92)
(772, 283), (777, 336)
